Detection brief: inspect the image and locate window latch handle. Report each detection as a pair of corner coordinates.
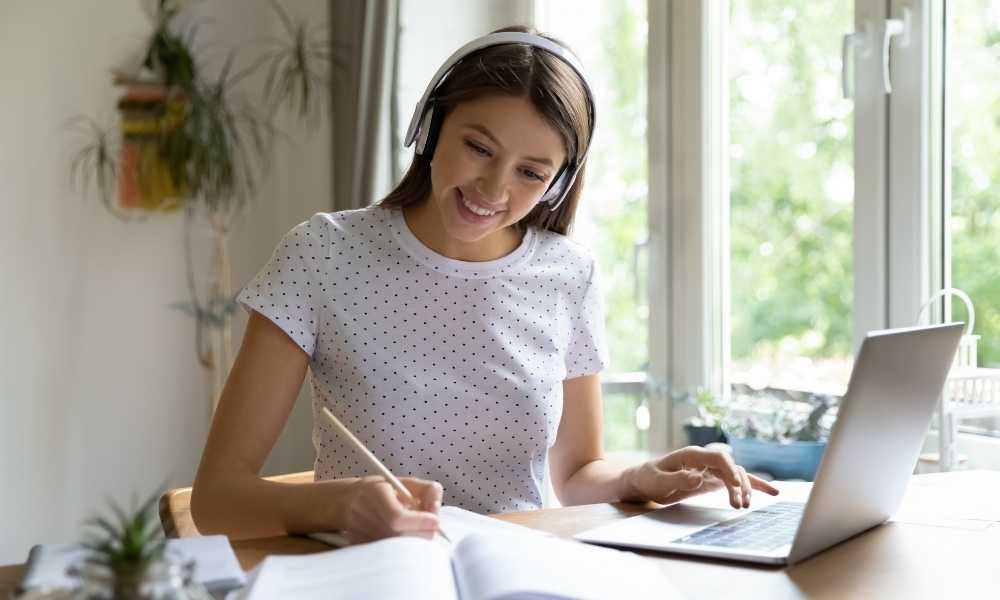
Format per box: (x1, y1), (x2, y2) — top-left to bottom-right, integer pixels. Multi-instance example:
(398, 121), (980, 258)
(882, 8), (912, 94)
(842, 21), (873, 99)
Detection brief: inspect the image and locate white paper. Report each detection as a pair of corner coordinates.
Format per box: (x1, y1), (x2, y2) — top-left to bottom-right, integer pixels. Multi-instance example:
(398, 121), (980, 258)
(244, 536), (459, 600)
(451, 532), (680, 600)
(248, 515), (680, 599)
(436, 505), (551, 544)
(307, 505), (547, 549)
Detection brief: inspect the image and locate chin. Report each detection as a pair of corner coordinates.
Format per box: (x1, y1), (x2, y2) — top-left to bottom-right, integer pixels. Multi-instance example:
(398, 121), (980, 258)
(443, 218), (497, 242)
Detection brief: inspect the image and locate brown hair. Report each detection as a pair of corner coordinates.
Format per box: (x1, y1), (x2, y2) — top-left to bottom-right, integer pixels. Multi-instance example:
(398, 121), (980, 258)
(376, 25), (593, 236)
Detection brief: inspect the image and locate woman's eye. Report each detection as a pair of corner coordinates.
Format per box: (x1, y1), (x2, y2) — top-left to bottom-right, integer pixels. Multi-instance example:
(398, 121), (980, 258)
(465, 141), (490, 156)
(522, 169), (545, 182)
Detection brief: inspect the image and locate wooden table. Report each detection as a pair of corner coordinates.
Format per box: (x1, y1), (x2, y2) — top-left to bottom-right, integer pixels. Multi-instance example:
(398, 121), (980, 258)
(4, 471), (998, 599)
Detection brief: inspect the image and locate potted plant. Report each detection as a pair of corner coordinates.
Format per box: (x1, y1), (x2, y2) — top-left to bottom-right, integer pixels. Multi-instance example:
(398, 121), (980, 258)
(70, 488), (210, 599)
(683, 387), (728, 446)
(722, 391), (836, 481)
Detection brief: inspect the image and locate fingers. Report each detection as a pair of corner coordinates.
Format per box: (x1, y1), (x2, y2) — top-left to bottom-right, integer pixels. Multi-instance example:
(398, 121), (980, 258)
(749, 473), (780, 496)
(737, 466), (752, 509)
(400, 477), (444, 513)
(344, 477), (442, 543)
(373, 480), (440, 535)
(662, 447), (775, 509)
(673, 447), (747, 508)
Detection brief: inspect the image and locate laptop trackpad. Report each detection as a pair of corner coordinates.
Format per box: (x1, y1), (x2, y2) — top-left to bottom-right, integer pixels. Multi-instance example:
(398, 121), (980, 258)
(577, 505), (740, 546)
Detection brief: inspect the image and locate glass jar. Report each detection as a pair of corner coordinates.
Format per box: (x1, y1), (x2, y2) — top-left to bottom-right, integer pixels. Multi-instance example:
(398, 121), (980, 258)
(67, 559), (213, 600)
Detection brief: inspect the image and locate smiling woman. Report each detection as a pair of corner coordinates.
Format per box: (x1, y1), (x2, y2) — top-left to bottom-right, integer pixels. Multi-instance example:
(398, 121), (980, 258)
(402, 95), (567, 261)
(379, 26), (595, 241)
(190, 25), (776, 546)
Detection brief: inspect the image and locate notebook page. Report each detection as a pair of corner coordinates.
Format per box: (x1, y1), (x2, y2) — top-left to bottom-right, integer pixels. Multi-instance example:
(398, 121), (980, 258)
(244, 536), (459, 600)
(452, 532), (680, 600)
(436, 506), (551, 544)
(307, 505), (547, 549)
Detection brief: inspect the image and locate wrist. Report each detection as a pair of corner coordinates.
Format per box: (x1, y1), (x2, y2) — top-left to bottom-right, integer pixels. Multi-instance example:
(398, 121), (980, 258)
(279, 477), (359, 534)
(617, 465), (643, 502)
(325, 477), (362, 531)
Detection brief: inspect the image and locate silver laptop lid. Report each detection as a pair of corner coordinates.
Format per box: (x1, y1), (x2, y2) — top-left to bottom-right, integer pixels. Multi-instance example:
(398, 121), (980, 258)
(787, 323), (963, 564)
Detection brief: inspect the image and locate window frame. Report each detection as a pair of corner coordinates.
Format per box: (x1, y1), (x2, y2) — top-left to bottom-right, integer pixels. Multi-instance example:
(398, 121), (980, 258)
(645, 0), (729, 452)
(650, 0), (944, 452)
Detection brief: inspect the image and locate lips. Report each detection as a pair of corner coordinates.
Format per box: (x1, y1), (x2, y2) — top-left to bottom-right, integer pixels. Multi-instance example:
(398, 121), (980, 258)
(456, 189), (505, 221)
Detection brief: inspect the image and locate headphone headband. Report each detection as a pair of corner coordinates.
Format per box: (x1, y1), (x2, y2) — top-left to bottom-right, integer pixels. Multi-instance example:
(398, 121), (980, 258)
(403, 31), (596, 211)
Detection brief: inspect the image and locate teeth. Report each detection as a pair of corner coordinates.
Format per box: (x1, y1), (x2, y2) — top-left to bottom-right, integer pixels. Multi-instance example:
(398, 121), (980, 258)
(461, 194), (497, 216)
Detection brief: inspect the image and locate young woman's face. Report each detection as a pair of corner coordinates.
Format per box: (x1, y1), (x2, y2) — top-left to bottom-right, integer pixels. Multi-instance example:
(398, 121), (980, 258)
(421, 94), (567, 255)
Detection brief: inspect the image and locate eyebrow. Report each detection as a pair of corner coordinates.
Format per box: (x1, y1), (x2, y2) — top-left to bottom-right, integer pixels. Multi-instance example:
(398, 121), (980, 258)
(461, 123), (557, 167)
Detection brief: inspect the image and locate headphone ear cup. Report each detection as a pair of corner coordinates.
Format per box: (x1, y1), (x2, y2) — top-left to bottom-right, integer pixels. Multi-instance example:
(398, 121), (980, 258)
(541, 166), (569, 205)
(415, 104), (445, 158)
(414, 106), (435, 155)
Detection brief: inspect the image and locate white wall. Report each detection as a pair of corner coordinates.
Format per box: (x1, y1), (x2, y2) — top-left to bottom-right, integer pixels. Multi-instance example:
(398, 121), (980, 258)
(0, 0), (328, 564)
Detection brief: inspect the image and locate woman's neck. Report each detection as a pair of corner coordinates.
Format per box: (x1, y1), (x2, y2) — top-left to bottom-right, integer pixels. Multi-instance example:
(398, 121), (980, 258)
(402, 199), (523, 262)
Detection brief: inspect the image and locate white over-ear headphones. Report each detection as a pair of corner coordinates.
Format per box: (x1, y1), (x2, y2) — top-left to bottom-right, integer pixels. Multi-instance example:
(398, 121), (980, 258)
(403, 31), (596, 211)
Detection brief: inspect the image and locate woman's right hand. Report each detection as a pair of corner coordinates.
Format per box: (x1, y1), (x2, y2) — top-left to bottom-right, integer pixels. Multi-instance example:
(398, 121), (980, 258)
(339, 476), (444, 544)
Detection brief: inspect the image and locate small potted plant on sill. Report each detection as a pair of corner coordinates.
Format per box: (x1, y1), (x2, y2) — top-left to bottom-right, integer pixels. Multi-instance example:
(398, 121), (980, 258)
(722, 392), (836, 481)
(682, 387), (728, 447)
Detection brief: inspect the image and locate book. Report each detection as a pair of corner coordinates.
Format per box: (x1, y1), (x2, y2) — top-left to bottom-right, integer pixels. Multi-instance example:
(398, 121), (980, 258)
(239, 525), (679, 599)
(306, 505), (549, 548)
(17, 535), (245, 597)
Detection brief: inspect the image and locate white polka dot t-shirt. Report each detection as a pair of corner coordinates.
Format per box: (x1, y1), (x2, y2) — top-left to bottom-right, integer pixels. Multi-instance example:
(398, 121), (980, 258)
(237, 207), (608, 513)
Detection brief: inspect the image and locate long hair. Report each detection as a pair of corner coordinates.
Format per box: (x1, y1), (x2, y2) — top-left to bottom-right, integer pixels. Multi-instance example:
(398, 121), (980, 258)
(376, 26), (593, 236)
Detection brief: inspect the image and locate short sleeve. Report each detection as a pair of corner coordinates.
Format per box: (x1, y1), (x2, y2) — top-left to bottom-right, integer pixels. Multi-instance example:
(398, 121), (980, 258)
(564, 259), (610, 379)
(237, 215), (329, 356)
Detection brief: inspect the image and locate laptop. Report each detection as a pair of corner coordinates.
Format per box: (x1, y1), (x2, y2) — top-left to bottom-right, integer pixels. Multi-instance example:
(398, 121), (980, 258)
(575, 323), (964, 565)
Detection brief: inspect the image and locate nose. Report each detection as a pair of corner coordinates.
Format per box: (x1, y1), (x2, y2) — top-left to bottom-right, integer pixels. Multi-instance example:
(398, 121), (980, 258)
(474, 163), (509, 205)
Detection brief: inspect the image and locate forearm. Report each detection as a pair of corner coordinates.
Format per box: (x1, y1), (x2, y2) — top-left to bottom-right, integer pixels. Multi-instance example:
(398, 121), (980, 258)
(553, 458), (643, 506)
(190, 470), (359, 540)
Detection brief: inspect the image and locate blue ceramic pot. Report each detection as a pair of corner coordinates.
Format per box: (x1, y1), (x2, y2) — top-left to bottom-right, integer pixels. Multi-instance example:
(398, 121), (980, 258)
(729, 437), (827, 481)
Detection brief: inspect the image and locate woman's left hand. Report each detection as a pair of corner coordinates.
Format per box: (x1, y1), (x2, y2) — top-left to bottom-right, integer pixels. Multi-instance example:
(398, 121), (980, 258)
(621, 446), (779, 509)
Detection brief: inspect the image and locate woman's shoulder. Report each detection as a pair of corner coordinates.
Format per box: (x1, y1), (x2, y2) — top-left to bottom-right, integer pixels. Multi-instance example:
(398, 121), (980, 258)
(303, 206), (387, 227)
(292, 207), (391, 239)
(530, 226), (598, 273)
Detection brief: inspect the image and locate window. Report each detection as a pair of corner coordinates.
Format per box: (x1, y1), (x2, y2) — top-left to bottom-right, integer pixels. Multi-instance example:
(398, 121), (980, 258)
(535, 0), (650, 452)
(945, 0), (1000, 436)
(727, 1), (855, 396)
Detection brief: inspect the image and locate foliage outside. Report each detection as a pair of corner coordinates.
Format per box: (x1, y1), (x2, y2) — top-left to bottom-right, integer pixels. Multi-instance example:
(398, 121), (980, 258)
(540, 0), (649, 451)
(950, 0), (1000, 372)
(729, 0), (854, 393)
(555, 0), (1000, 445)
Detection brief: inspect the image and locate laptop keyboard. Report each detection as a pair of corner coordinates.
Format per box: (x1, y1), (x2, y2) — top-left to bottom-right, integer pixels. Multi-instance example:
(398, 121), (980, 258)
(673, 501), (805, 551)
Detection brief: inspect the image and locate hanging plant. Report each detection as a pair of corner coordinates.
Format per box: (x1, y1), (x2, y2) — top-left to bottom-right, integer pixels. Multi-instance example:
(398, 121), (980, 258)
(70, 0), (331, 217)
(67, 0), (335, 392)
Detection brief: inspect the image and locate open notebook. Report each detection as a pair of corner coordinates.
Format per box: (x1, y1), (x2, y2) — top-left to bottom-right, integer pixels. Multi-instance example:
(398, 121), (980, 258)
(305, 505), (548, 548)
(233, 507), (677, 599)
(238, 529), (676, 600)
